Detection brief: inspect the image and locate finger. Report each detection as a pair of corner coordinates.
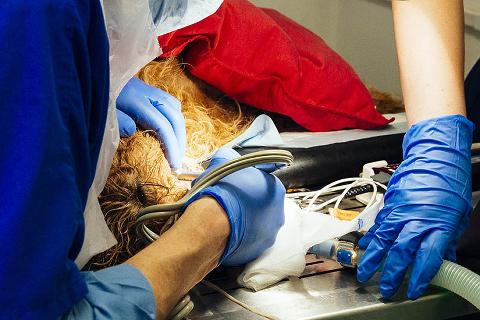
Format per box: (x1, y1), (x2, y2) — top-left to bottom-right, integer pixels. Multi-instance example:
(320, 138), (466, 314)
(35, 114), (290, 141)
(443, 210), (469, 262)
(358, 226), (378, 249)
(207, 148), (241, 167)
(379, 221), (425, 298)
(407, 229), (451, 300)
(150, 97), (187, 158)
(455, 210), (472, 242)
(129, 101), (182, 170)
(191, 149), (241, 186)
(357, 220), (400, 283)
(254, 163), (286, 173)
(444, 242), (457, 262)
(358, 206), (391, 249)
(151, 88), (182, 111)
(116, 109), (136, 137)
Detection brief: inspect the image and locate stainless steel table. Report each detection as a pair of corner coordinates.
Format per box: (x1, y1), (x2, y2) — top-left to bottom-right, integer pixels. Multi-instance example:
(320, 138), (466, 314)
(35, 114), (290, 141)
(189, 197), (478, 320)
(189, 256), (477, 320)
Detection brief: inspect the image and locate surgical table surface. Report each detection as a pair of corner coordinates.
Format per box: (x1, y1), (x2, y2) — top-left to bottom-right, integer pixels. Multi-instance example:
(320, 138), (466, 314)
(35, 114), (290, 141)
(196, 126), (480, 319)
(188, 197), (479, 320)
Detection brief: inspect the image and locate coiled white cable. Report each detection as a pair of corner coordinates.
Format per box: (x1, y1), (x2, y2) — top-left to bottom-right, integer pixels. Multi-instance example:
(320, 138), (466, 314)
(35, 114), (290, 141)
(287, 177), (387, 217)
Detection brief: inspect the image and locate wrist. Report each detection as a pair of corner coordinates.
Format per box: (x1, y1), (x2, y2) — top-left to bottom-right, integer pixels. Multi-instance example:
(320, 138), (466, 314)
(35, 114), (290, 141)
(403, 114), (474, 156)
(125, 197), (230, 319)
(182, 197), (231, 253)
(389, 114), (474, 212)
(182, 186), (244, 264)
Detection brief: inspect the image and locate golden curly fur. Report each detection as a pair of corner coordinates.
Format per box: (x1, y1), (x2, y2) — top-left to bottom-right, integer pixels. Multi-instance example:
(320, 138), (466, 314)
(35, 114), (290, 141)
(89, 58), (403, 269)
(88, 58), (253, 268)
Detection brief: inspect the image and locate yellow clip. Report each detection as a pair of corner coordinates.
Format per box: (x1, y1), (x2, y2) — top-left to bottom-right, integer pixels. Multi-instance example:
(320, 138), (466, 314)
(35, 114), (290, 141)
(328, 208), (360, 221)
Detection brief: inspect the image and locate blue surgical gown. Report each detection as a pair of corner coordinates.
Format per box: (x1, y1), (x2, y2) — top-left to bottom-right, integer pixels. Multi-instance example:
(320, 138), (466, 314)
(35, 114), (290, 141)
(0, 0), (110, 318)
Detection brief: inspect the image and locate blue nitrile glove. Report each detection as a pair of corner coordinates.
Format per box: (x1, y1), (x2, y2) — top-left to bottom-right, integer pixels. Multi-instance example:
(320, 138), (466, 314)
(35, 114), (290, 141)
(357, 114), (474, 300)
(183, 148), (286, 266)
(116, 77), (186, 170)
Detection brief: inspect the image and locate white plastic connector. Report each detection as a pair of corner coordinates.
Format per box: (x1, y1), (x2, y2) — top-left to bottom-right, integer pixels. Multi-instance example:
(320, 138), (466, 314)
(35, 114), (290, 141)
(356, 193), (384, 208)
(361, 160), (388, 178)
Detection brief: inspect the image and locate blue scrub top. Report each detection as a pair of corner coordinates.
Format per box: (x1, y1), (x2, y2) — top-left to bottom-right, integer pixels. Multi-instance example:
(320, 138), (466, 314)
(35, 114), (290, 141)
(0, 1), (109, 318)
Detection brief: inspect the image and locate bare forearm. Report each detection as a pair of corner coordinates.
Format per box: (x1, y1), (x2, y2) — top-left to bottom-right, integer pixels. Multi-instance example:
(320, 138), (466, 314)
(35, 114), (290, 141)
(392, 0), (465, 126)
(125, 197), (229, 319)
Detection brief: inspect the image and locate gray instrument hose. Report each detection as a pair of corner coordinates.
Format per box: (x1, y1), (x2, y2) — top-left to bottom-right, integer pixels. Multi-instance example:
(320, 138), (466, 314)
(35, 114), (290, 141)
(136, 149), (294, 242)
(135, 149), (294, 320)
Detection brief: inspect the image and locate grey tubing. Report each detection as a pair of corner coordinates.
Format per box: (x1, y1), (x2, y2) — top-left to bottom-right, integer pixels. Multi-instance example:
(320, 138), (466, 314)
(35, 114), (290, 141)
(431, 260), (480, 309)
(167, 295), (194, 320)
(136, 150), (294, 242)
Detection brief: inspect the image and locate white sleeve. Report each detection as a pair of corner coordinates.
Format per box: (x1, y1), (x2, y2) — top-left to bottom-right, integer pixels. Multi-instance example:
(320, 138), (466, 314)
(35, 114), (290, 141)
(77, 0), (223, 267)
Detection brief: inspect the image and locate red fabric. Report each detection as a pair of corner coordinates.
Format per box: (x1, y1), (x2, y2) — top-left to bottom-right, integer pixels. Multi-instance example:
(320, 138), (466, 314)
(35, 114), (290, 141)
(158, 0), (391, 131)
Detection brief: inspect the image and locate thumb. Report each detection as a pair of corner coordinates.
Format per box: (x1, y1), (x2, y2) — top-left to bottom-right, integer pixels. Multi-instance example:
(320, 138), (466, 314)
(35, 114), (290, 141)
(116, 109), (136, 137)
(206, 148), (241, 169)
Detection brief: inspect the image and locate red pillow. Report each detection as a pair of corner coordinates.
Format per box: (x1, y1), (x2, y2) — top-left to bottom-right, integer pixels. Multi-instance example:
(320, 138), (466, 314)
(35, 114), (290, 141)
(158, 0), (391, 131)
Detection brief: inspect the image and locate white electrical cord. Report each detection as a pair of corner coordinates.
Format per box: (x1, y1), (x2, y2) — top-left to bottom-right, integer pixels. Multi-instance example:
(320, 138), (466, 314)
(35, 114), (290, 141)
(144, 159), (385, 320)
(201, 280), (278, 320)
(287, 177), (387, 218)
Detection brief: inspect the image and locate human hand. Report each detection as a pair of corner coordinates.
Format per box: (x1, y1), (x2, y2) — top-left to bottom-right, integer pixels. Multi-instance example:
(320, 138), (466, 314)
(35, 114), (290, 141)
(357, 115), (474, 299)
(116, 77), (186, 170)
(183, 148), (286, 266)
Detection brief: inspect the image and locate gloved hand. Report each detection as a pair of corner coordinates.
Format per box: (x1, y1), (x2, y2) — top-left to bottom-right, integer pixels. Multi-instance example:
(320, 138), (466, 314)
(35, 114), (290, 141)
(183, 148), (286, 266)
(116, 77), (186, 170)
(357, 114), (474, 300)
